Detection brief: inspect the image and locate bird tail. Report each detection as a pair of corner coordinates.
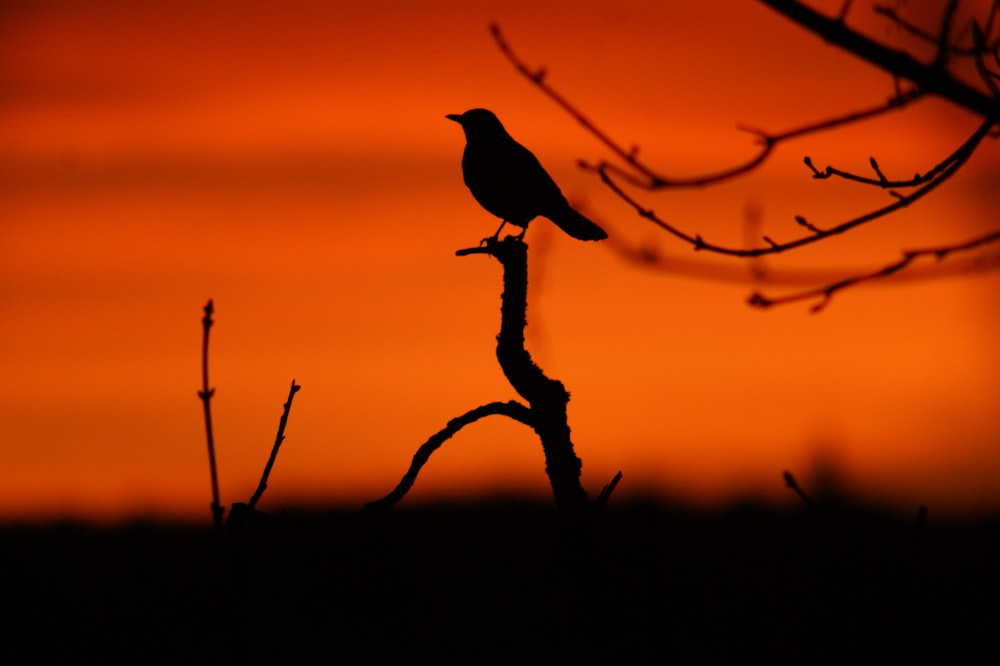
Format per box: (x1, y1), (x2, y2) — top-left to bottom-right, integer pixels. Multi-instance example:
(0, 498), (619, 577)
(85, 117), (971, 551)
(548, 205), (608, 241)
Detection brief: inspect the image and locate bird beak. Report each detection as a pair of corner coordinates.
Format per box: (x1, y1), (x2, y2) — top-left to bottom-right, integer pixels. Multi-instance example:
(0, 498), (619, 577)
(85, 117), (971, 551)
(445, 114), (463, 124)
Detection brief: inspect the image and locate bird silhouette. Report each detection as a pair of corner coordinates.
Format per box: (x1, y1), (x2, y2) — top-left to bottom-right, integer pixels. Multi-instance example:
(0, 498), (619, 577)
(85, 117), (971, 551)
(446, 108), (607, 242)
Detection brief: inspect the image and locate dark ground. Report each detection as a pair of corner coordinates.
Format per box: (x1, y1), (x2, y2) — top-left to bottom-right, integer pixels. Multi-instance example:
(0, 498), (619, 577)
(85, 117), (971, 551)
(3, 499), (998, 664)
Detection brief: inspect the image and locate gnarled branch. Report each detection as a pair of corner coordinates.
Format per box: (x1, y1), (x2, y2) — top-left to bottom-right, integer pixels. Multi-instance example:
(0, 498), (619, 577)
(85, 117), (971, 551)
(363, 400), (534, 512)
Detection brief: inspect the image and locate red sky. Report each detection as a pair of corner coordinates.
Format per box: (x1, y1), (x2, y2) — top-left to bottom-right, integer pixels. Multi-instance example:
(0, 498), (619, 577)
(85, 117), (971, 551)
(1, 0), (998, 522)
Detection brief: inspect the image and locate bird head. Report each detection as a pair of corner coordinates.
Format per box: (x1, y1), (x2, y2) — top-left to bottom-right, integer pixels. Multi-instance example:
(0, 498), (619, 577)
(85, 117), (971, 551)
(445, 108), (506, 137)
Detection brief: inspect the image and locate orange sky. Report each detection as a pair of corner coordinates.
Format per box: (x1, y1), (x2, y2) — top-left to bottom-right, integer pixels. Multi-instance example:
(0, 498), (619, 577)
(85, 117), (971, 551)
(1, 0), (998, 523)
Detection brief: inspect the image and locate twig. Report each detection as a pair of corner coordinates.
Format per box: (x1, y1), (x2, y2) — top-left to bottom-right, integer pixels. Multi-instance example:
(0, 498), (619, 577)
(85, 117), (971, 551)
(603, 230), (1000, 289)
(247, 380), (302, 511)
(758, 0), (1000, 117)
(875, 1), (1000, 57)
(783, 470), (814, 506)
(749, 226), (1000, 312)
(934, 0), (961, 68)
(198, 299), (224, 532)
(489, 23), (662, 187)
(491, 9), (999, 308)
(973, 21), (1000, 99)
(803, 145), (960, 188)
(600, 117), (994, 259)
(594, 471), (623, 512)
(363, 401), (534, 512)
(491, 22), (922, 190)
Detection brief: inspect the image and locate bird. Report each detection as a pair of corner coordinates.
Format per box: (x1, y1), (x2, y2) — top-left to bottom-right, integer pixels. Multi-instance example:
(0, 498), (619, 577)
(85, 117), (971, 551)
(446, 108), (607, 242)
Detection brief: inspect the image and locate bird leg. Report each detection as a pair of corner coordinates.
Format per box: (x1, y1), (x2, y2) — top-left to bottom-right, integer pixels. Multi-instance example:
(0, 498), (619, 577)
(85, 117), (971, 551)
(482, 219), (510, 246)
(482, 219), (530, 245)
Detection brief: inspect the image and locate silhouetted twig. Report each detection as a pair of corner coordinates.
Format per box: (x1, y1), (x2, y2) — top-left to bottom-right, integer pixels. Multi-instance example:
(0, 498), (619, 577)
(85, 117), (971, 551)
(492, 5), (1000, 308)
(972, 20), (1000, 98)
(490, 23), (922, 190)
(783, 470), (814, 507)
(875, 0), (1000, 58)
(750, 225), (1000, 311)
(198, 299), (224, 532)
(594, 471), (623, 512)
(759, 0), (1000, 117)
(247, 380), (302, 511)
(364, 400), (534, 512)
(598, 117), (995, 260)
(602, 228), (1000, 290)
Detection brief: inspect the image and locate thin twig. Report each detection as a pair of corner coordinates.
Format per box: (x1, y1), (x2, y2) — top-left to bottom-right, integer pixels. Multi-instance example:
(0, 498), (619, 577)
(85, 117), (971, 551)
(489, 23), (662, 186)
(491, 22), (922, 190)
(783, 470), (814, 506)
(875, 1), (1000, 57)
(749, 226), (1000, 312)
(803, 143), (961, 188)
(759, 0), (1000, 117)
(247, 380), (302, 511)
(603, 231), (1000, 288)
(491, 9), (999, 308)
(594, 471), (623, 512)
(364, 401), (535, 512)
(198, 299), (224, 532)
(973, 21), (1000, 99)
(600, 117), (994, 259)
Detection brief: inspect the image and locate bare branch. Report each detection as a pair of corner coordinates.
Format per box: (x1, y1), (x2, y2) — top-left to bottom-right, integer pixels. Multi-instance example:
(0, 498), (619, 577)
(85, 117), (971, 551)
(492, 5), (999, 307)
(363, 401), (534, 512)
(973, 21), (1000, 99)
(247, 380), (302, 511)
(489, 23), (662, 186)
(604, 230), (1000, 291)
(935, 0), (961, 68)
(602, 118), (995, 258)
(758, 0), (1000, 118)
(594, 471), (623, 512)
(491, 22), (923, 190)
(197, 299), (224, 532)
(749, 227), (1000, 312)
(803, 126), (971, 189)
(875, 1), (1000, 57)
(783, 470), (814, 506)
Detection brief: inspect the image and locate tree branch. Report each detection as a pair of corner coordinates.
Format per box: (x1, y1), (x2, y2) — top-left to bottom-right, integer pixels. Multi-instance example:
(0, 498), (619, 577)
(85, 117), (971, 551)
(197, 299), (224, 532)
(758, 0), (1000, 118)
(363, 401), (534, 512)
(874, 1), (1000, 57)
(490, 22), (923, 190)
(247, 380), (302, 511)
(749, 226), (1000, 312)
(462, 237), (590, 516)
(599, 117), (994, 259)
(491, 5), (999, 309)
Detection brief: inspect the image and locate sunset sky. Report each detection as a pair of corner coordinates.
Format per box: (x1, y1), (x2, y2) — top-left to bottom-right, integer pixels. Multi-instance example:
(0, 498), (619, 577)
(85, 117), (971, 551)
(1, 0), (998, 523)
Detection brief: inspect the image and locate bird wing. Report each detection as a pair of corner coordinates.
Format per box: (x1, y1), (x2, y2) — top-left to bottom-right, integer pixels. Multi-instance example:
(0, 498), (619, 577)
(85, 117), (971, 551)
(462, 135), (566, 225)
